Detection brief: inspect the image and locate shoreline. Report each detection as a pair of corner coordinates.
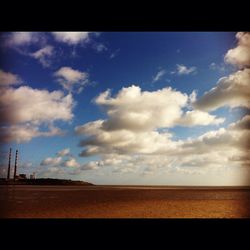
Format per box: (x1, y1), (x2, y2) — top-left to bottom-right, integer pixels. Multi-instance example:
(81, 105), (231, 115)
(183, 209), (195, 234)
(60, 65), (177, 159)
(1, 184), (250, 190)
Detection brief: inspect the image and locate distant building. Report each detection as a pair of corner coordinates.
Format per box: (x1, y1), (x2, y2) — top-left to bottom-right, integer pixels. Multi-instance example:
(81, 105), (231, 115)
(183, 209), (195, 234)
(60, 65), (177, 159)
(30, 173), (36, 179)
(16, 174), (27, 180)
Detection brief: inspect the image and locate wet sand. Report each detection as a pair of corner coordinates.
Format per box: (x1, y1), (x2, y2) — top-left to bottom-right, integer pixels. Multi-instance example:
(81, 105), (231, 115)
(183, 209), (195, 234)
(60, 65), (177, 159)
(1, 185), (250, 218)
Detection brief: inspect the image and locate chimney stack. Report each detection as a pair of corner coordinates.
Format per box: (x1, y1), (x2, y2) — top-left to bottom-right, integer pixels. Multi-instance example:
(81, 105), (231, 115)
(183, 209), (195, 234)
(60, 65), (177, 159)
(7, 148), (12, 180)
(14, 150), (18, 181)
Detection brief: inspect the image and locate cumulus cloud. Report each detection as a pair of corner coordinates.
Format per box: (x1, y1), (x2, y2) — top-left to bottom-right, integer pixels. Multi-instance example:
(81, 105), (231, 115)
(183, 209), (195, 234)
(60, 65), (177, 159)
(57, 148), (70, 157)
(181, 34), (250, 174)
(40, 149), (80, 168)
(0, 86), (73, 125)
(77, 125), (178, 156)
(75, 85), (225, 157)
(0, 124), (64, 144)
(38, 111), (250, 177)
(95, 85), (223, 131)
(41, 156), (62, 166)
(108, 115), (249, 171)
(175, 64), (197, 75)
(180, 113), (250, 158)
(176, 110), (225, 126)
(2, 32), (56, 67)
(0, 69), (22, 86)
(81, 161), (100, 170)
(63, 157), (80, 168)
(29, 45), (54, 67)
(4, 32), (42, 47)
(181, 128), (238, 155)
(178, 125), (250, 173)
(51, 32), (90, 45)
(75, 119), (249, 175)
(73, 83), (250, 177)
(39, 149), (89, 177)
(0, 72), (74, 143)
(54, 66), (89, 92)
(193, 68), (250, 111)
(225, 32), (250, 68)
(152, 69), (166, 82)
(113, 167), (135, 174)
(94, 85), (188, 131)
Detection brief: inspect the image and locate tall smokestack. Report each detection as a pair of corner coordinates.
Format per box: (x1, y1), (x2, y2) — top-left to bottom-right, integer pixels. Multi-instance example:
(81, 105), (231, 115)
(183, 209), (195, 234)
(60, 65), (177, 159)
(7, 148), (12, 180)
(14, 149), (18, 181)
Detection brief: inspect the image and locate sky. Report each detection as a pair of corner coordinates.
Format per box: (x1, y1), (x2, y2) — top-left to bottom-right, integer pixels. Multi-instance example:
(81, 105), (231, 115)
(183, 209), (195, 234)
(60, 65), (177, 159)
(0, 32), (250, 185)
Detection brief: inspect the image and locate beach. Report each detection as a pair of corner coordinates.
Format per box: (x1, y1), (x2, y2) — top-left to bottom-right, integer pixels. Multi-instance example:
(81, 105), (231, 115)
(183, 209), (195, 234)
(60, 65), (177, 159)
(0, 185), (250, 218)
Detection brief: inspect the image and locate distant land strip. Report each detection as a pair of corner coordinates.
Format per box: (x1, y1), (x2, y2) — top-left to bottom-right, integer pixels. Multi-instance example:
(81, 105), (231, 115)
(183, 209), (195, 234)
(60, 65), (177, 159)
(0, 178), (94, 186)
(1, 178), (250, 189)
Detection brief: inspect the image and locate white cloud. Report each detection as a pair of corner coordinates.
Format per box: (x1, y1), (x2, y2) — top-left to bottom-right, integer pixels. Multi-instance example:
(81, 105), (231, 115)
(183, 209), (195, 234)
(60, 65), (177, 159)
(112, 115), (248, 172)
(176, 64), (197, 75)
(225, 32), (250, 68)
(39, 149), (103, 176)
(176, 110), (225, 126)
(30, 45), (54, 67)
(40, 151), (80, 170)
(188, 90), (197, 104)
(63, 157), (80, 168)
(34, 112), (250, 177)
(183, 32), (250, 174)
(0, 124), (64, 143)
(0, 76), (74, 143)
(5, 32), (42, 47)
(99, 155), (125, 167)
(180, 125), (250, 163)
(57, 148), (70, 157)
(51, 32), (90, 45)
(152, 69), (166, 82)
(0, 86), (73, 124)
(180, 114), (250, 159)
(75, 85), (225, 157)
(94, 85), (188, 131)
(77, 125), (178, 156)
(113, 168), (135, 174)
(81, 161), (100, 170)
(94, 85), (223, 132)
(2, 33), (55, 67)
(209, 62), (217, 70)
(181, 128), (233, 154)
(0, 69), (22, 86)
(193, 68), (250, 111)
(74, 85), (249, 179)
(54, 66), (89, 92)
(41, 156), (62, 166)
(74, 117), (249, 174)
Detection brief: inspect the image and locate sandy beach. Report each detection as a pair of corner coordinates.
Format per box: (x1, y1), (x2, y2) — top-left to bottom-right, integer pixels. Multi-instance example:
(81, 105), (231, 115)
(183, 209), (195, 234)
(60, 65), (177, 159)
(1, 185), (250, 218)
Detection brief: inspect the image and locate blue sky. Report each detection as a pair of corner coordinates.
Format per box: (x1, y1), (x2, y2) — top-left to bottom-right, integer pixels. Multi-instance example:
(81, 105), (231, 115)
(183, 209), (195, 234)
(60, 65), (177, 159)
(1, 32), (249, 185)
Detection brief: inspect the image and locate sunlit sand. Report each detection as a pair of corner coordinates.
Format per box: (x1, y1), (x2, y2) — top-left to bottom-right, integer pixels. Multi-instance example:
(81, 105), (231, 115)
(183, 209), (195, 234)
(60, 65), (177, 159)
(1, 185), (250, 218)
